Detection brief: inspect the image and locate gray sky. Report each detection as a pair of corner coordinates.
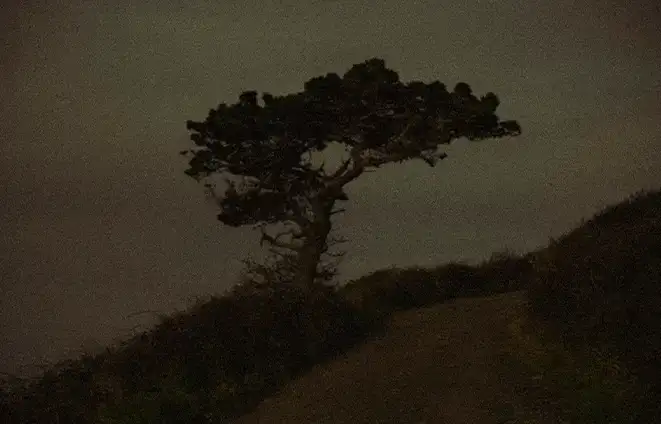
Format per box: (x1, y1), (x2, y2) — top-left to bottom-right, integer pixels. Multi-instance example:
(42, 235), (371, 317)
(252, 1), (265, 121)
(1, 0), (660, 377)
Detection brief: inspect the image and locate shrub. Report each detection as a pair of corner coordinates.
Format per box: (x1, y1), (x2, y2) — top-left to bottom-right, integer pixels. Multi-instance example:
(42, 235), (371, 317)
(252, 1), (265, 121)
(339, 261), (494, 318)
(527, 189), (661, 412)
(475, 249), (536, 293)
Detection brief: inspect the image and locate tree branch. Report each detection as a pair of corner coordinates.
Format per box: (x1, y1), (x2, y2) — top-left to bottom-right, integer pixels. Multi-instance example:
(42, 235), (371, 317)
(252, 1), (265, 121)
(267, 247), (288, 257)
(325, 250), (346, 258)
(322, 116), (420, 192)
(259, 226), (304, 251)
(362, 118), (452, 167)
(328, 157), (352, 180)
(420, 150), (448, 167)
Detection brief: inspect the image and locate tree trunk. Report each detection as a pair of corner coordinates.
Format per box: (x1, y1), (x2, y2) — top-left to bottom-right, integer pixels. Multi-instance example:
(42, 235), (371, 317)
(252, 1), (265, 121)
(295, 200), (334, 287)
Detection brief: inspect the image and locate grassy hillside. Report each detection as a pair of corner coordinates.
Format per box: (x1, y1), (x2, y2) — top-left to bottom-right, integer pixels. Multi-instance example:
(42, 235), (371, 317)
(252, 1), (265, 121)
(2, 189), (660, 423)
(232, 291), (557, 424)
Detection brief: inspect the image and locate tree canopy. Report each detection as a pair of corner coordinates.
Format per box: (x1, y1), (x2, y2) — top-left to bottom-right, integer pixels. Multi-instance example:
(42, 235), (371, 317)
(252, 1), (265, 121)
(182, 58), (521, 286)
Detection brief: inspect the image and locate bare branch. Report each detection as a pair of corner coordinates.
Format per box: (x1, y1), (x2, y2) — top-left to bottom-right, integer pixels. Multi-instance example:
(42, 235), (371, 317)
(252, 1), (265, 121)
(329, 157), (352, 180)
(268, 247), (288, 257)
(329, 234), (349, 243)
(420, 150), (448, 167)
(364, 150), (411, 167)
(318, 143), (369, 199)
(358, 118), (450, 168)
(259, 227), (303, 251)
(320, 117), (424, 195)
(316, 159), (327, 175)
(283, 196), (313, 228)
(325, 250), (346, 258)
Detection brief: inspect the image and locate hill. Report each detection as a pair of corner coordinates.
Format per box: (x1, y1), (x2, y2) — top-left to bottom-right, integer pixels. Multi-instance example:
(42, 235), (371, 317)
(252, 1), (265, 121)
(2, 188), (660, 423)
(232, 291), (555, 424)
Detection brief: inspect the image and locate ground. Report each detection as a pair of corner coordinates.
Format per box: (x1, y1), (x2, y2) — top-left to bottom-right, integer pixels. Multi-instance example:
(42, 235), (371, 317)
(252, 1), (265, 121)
(231, 291), (563, 424)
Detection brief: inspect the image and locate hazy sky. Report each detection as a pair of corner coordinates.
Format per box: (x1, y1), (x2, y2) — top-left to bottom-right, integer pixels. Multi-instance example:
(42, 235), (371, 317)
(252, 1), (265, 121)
(1, 0), (660, 377)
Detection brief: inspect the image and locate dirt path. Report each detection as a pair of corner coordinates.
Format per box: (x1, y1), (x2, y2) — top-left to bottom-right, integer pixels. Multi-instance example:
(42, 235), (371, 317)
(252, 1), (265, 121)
(232, 291), (550, 424)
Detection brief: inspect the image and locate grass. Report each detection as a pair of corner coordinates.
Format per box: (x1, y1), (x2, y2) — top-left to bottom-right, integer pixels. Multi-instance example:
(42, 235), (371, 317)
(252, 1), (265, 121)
(507, 305), (647, 423)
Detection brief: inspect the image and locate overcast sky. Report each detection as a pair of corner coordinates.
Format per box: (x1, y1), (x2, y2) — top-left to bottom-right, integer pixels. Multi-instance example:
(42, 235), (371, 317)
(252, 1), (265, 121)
(1, 0), (660, 377)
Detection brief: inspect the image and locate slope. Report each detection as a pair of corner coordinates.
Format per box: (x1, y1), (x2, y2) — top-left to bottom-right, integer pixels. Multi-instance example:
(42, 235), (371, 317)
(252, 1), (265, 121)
(232, 291), (556, 424)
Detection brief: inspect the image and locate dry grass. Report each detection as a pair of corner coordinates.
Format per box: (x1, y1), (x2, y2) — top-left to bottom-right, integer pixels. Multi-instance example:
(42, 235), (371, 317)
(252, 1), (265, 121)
(233, 291), (554, 424)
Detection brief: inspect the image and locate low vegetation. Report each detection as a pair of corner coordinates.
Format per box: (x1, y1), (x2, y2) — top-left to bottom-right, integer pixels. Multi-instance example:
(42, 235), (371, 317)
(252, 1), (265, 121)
(2, 189), (660, 423)
(524, 188), (661, 421)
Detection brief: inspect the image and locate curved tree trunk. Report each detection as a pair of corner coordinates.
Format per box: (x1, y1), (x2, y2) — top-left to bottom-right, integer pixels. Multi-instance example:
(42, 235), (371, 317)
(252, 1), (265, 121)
(296, 199), (334, 287)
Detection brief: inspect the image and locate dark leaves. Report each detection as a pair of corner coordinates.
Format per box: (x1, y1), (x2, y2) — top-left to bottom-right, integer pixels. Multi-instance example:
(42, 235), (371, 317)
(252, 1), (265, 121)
(453, 82), (473, 97)
(183, 58), (521, 229)
(239, 91), (258, 107)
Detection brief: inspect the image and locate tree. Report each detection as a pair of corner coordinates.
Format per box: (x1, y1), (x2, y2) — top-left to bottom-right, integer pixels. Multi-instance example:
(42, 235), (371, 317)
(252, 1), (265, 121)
(181, 58), (521, 288)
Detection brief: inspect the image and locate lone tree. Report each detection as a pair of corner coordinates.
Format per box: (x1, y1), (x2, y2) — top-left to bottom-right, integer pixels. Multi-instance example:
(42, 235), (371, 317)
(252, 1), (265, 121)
(182, 58), (521, 287)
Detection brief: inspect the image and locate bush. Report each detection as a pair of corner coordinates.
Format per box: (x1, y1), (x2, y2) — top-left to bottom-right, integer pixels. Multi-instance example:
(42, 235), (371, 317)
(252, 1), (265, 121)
(475, 250), (536, 293)
(527, 189), (661, 412)
(115, 276), (377, 421)
(339, 261), (498, 318)
(3, 257), (381, 423)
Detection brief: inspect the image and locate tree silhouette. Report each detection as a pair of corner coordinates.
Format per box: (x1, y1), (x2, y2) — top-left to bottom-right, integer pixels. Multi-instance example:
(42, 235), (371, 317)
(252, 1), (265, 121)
(181, 58), (521, 287)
